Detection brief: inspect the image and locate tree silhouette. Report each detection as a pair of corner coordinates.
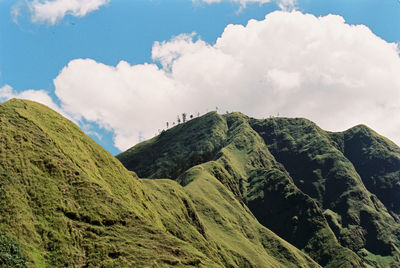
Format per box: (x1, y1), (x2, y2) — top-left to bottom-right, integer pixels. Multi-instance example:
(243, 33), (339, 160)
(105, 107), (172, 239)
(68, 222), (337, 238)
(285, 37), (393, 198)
(182, 113), (187, 123)
(177, 115), (181, 124)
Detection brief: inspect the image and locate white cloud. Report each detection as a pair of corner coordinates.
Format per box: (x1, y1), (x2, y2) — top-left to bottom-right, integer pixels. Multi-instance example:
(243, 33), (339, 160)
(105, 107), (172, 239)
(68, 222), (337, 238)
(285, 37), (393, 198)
(11, 2), (24, 24)
(53, 59), (181, 150)
(266, 69), (301, 91)
(8, 11), (400, 152)
(194, 0), (296, 11)
(12, 0), (109, 25)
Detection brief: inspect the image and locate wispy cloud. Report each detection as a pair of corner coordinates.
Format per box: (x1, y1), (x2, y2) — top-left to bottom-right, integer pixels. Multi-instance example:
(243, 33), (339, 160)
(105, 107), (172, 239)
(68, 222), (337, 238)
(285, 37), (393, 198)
(12, 0), (109, 25)
(194, 0), (297, 11)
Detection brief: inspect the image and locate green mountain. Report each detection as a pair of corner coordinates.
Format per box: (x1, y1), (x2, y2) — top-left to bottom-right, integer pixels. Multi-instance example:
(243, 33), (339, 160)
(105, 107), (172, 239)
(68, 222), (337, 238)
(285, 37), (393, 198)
(0, 99), (319, 267)
(118, 112), (400, 268)
(2, 99), (400, 267)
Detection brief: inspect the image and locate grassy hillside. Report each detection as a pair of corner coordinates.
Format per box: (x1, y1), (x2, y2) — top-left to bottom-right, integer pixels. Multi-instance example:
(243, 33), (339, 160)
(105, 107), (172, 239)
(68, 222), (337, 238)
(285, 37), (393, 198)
(118, 112), (228, 179)
(0, 99), (213, 267)
(340, 125), (400, 220)
(143, 170), (320, 268)
(250, 118), (400, 266)
(0, 99), (319, 267)
(119, 111), (400, 267)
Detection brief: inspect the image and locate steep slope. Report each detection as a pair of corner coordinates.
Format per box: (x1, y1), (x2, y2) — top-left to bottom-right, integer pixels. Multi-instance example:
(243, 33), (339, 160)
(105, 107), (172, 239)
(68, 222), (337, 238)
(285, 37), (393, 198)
(118, 111), (400, 267)
(0, 99), (216, 267)
(118, 111), (228, 179)
(117, 111), (321, 267)
(336, 125), (400, 220)
(0, 99), (319, 267)
(144, 171), (319, 268)
(250, 118), (400, 267)
(207, 113), (363, 267)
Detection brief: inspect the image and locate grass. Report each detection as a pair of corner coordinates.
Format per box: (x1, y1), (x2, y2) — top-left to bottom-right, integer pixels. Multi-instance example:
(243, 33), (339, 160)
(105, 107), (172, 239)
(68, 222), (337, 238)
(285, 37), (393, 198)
(117, 111), (228, 179)
(180, 163), (320, 267)
(0, 233), (27, 267)
(250, 117), (400, 266)
(0, 99), (320, 267)
(4, 98), (400, 267)
(0, 99), (218, 267)
(120, 110), (400, 267)
(339, 125), (400, 218)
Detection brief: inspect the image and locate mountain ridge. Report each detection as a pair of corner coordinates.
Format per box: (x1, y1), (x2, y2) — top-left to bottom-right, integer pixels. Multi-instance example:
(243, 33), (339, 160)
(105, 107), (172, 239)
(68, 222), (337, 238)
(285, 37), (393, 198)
(118, 111), (400, 267)
(0, 99), (320, 267)
(1, 98), (400, 267)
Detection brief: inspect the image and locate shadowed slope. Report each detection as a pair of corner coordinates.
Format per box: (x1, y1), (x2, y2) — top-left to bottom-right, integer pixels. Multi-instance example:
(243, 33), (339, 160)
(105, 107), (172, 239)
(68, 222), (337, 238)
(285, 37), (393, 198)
(211, 113), (365, 267)
(250, 117), (400, 267)
(337, 125), (400, 220)
(118, 112), (370, 267)
(119, 111), (400, 267)
(119, 112), (320, 267)
(118, 112), (228, 179)
(145, 171), (320, 268)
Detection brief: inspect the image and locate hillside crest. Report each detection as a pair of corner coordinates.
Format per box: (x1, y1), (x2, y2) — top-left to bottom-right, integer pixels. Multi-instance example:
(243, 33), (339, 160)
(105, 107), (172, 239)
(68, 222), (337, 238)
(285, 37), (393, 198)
(2, 99), (400, 267)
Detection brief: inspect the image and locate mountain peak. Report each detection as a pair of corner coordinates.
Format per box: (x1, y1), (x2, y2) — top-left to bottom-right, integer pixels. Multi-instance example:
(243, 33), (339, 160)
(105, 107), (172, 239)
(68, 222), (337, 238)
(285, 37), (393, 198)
(118, 110), (400, 267)
(2, 100), (400, 267)
(0, 100), (319, 267)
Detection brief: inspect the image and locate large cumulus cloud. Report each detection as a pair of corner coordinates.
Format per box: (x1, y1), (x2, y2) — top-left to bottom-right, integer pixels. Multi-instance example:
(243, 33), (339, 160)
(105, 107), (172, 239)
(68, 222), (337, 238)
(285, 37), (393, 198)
(5, 11), (400, 151)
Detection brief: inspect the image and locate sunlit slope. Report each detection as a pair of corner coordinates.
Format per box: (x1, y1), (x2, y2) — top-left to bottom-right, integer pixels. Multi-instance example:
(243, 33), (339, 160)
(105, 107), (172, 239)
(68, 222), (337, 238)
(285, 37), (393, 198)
(143, 176), (319, 267)
(0, 99), (318, 267)
(0, 99), (222, 267)
(119, 111), (400, 267)
(0, 100), (218, 267)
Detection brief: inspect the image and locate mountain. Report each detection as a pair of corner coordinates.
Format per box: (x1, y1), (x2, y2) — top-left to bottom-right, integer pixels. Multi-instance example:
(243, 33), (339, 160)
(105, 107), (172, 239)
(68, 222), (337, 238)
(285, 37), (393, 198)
(0, 99), (319, 267)
(2, 99), (400, 267)
(118, 111), (400, 268)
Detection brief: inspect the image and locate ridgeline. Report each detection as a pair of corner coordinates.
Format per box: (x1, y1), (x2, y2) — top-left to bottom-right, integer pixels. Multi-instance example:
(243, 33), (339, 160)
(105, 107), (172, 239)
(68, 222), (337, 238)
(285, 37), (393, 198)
(1, 99), (400, 267)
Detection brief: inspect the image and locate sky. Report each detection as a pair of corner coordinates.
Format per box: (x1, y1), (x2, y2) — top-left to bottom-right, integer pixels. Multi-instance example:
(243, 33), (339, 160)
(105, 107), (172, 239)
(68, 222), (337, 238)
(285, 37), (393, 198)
(1, 0), (400, 155)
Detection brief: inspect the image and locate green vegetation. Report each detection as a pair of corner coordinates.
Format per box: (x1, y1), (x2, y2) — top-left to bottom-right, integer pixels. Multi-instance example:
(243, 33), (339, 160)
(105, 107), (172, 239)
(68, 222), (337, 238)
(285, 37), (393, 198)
(250, 118), (400, 262)
(0, 99), (320, 267)
(3, 98), (400, 267)
(0, 233), (27, 267)
(0, 99), (212, 267)
(340, 125), (400, 219)
(119, 111), (400, 267)
(142, 173), (319, 268)
(118, 111), (228, 180)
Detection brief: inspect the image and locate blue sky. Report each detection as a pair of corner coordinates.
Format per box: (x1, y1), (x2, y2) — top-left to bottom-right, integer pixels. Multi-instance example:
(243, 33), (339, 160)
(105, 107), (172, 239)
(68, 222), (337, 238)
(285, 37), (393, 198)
(1, 0), (400, 155)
